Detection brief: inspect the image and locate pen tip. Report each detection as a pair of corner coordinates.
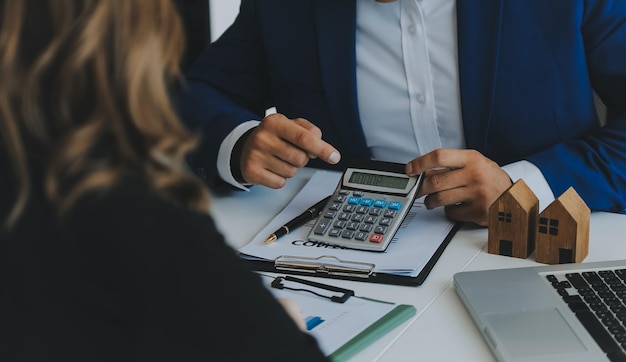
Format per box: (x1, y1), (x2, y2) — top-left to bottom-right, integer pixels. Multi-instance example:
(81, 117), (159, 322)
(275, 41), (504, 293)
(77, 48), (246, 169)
(264, 234), (277, 244)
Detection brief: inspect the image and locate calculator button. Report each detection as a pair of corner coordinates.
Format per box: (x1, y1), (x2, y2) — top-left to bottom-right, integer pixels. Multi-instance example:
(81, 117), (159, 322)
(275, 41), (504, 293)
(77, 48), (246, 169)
(356, 206), (369, 214)
(328, 229), (341, 237)
(334, 195), (346, 203)
(343, 204), (356, 212)
(341, 230), (355, 239)
(388, 201), (402, 210)
(355, 232), (368, 241)
(364, 215), (377, 224)
(313, 220), (331, 235)
(346, 222), (359, 230)
(370, 234), (384, 243)
(379, 218), (392, 226)
(323, 210), (337, 219)
(328, 202), (342, 211)
(351, 214), (364, 222)
(339, 189), (351, 195)
(338, 212), (350, 221)
(374, 226), (388, 234)
(347, 196), (360, 205)
(360, 198), (373, 206)
(383, 210), (397, 218)
(352, 191), (364, 197)
(373, 199), (387, 208)
(369, 208), (382, 216)
(359, 224), (373, 232)
(333, 220), (347, 229)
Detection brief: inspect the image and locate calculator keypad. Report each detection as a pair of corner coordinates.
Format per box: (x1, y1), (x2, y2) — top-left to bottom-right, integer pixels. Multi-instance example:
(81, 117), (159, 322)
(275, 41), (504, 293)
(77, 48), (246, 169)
(311, 189), (406, 251)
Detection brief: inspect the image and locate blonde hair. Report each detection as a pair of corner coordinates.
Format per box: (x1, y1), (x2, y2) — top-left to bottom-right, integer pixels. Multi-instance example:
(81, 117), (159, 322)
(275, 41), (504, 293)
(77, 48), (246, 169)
(0, 0), (209, 228)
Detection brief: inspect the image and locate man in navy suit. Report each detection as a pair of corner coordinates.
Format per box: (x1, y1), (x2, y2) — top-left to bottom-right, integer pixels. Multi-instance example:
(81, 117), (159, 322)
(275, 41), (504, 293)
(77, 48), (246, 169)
(176, 0), (626, 226)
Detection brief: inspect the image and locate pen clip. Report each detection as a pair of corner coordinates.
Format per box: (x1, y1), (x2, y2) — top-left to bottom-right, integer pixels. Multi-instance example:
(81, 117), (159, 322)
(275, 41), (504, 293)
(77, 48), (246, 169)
(270, 275), (354, 303)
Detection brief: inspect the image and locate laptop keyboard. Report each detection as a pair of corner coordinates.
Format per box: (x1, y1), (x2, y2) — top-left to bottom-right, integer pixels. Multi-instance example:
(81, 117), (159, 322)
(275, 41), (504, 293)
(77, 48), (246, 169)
(547, 269), (626, 362)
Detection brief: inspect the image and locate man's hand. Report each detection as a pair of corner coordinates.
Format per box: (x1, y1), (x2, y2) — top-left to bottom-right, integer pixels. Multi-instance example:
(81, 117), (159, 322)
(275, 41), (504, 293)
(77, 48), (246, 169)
(239, 113), (341, 189)
(405, 149), (513, 226)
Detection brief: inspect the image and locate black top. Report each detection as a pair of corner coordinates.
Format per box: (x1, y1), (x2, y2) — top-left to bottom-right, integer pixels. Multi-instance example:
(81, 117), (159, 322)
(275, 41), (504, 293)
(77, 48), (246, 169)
(0, 170), (328, 361)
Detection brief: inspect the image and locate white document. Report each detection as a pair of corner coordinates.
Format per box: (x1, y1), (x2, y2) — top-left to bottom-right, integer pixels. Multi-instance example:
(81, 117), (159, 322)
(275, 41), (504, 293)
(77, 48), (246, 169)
(260, 274), (414, 358)
(238, 170), (457, 277)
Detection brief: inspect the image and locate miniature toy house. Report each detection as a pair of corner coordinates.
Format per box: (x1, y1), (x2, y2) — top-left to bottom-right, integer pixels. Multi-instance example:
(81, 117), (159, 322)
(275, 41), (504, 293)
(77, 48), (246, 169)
(488, 179), (539, 258)
(535, 187), (590, 264)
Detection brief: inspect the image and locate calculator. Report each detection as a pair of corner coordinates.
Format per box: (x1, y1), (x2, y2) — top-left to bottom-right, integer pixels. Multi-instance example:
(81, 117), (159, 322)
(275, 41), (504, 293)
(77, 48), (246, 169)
(307, 160), (424, 252)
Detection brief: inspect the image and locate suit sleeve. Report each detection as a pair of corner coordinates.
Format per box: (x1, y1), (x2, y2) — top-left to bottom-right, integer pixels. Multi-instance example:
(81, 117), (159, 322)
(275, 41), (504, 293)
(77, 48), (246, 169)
(175, 0), (271, 189)
(526, 0), (626, 213)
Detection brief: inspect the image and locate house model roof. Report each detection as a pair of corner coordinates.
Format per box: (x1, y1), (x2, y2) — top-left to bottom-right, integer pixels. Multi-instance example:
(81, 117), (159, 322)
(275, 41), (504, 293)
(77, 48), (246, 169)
(498, 178), (538, 211)
(541, 186), (590, 220)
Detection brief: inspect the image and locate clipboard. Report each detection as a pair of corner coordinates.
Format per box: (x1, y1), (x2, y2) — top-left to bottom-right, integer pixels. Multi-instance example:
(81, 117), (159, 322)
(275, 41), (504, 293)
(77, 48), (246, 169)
(238, 170), (462, 287)
(262, 274), (417, 361)
(244, 221), (461, 286)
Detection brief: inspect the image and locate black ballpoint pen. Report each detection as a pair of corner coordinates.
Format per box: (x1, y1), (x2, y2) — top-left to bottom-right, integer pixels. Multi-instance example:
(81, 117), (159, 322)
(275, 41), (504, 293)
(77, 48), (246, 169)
(264, 195), (332, 244)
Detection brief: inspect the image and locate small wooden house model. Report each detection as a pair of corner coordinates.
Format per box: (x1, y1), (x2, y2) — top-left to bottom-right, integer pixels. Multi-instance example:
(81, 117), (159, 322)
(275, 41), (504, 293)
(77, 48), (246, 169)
(535, 187), (590, 264)
(488, 179), (539, 258)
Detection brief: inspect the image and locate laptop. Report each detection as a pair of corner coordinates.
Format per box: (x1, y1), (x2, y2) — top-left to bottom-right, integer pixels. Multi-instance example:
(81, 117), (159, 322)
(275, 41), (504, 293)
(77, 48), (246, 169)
(454, 259), (626, 362)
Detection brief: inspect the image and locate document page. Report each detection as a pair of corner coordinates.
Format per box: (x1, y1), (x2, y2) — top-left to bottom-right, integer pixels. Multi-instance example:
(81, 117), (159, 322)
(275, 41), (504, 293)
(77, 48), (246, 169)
(238, 171), (457, 277)
(260, 274), (413, 357)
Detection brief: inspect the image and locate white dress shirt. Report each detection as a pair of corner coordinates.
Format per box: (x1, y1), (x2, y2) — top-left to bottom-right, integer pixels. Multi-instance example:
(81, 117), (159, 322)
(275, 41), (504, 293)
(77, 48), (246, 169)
(216, 0), (555, 210)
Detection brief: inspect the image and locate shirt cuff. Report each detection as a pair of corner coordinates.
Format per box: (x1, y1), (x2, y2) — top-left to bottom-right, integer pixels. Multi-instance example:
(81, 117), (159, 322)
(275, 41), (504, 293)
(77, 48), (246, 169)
(217, 120), (261, 191)
(501, 160), (555, 212)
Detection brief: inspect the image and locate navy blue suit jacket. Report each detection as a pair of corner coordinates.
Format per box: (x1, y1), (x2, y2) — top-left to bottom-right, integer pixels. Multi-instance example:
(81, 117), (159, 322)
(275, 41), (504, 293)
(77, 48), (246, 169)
(177, 0), (626, 213)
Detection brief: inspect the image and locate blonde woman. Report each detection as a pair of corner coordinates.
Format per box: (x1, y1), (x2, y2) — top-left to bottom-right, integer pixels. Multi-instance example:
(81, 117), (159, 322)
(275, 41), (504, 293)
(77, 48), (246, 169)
(0, 1), (328, 361)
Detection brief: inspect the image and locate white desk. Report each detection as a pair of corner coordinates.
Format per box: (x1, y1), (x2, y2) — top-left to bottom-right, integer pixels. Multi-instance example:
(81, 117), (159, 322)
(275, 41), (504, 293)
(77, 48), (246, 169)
(209, 168), (626, 362)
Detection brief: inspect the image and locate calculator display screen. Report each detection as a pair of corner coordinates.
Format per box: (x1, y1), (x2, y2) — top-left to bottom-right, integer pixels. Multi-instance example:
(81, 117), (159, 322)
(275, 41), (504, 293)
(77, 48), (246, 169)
(348, 171), (410, 190)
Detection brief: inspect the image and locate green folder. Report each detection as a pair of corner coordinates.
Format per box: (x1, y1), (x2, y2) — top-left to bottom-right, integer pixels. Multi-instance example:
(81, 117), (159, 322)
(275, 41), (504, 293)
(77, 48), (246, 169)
(329, 302), (417, 362)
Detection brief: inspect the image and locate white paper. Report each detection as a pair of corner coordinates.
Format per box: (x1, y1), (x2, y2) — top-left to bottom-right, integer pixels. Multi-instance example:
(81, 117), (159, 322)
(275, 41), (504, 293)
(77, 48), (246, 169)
(238, 170), (457, 277)
(261, 274), (401, 356)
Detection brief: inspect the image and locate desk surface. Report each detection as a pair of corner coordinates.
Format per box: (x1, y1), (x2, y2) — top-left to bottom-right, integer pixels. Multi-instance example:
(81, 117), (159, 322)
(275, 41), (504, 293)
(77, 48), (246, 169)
(209, 168), (626, 362)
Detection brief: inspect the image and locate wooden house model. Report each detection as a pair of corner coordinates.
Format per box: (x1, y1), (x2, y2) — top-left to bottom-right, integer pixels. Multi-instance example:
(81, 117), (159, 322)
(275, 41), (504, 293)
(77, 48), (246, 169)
(535, 187), (590, 264)
(488, 179), (539, 258)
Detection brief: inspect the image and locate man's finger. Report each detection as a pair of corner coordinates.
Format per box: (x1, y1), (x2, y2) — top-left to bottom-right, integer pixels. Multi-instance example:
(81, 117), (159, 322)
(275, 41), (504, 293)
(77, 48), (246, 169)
(293, 118), (323, 139)
(283, 124), (341, 165)
(260, 113), (341, 165)
(406, 149), (468, 176)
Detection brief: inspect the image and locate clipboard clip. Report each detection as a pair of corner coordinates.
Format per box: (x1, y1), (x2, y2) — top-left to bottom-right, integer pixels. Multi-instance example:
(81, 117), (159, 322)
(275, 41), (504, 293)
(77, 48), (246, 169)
(271, 275), (354, 303)
(274, 255), (375, 279)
